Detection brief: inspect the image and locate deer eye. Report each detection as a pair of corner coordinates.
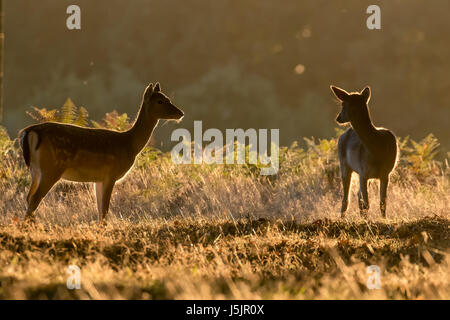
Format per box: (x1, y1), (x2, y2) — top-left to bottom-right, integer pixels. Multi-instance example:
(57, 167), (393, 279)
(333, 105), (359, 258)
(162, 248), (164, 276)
(158, 101), (163, 104)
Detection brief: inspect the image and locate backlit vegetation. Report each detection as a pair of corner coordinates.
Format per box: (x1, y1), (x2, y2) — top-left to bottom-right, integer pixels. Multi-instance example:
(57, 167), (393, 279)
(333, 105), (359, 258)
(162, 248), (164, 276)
(0, 105), (448, 299)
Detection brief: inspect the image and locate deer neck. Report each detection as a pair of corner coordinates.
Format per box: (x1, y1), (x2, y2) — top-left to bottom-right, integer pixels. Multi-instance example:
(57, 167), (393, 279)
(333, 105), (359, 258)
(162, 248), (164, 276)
(350, 106), (379, 153)
(127, 104), (159, 155)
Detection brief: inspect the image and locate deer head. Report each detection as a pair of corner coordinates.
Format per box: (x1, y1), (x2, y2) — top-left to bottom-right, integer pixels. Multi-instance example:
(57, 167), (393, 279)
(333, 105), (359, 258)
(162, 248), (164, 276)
(330, 85), (371, 125)
(142, 82), (184, 121)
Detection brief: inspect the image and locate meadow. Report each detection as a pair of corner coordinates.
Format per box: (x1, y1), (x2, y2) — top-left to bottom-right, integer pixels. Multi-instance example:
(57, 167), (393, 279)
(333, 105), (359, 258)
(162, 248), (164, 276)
(0, 107), (448, 299)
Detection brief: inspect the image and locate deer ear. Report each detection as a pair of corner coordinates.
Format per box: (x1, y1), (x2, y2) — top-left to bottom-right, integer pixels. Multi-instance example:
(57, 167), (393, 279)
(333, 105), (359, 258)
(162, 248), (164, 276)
(145, 83), (154, 92)
(154, 82), (161, 92)
(144, 83), (154, 99)
(330, 85), (349, 101)
(360, 86), (371, 102)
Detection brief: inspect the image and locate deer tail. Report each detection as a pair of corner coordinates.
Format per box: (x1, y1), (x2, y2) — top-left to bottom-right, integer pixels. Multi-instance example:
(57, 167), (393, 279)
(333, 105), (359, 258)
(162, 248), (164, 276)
(19, 128), (41, 167)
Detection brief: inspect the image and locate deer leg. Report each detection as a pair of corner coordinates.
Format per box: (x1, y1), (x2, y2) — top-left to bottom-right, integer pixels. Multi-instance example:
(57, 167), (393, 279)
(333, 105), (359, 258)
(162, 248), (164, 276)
(95, 180), (115, 224)
(340, 165), (352, 217)
(358, 176), (369, 216)
(380, 176), (389, 218)
(26, 169), (61, 221)
(358, 189), (362, 211)
(26, 167), (40, 205)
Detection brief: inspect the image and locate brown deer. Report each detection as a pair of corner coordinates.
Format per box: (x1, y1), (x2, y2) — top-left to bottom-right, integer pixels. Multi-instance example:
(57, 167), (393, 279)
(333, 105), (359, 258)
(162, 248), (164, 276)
(330, 85), (398, 218)
(19, 82), (184, 223)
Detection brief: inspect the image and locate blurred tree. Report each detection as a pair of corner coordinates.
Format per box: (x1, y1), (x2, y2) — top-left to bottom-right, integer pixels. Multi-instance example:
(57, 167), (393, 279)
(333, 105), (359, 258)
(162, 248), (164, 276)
(2, 0), (449, 152)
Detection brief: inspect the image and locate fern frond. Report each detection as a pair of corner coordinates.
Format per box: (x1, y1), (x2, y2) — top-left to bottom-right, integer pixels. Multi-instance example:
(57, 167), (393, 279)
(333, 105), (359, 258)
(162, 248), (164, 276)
(74, 106), (89, 127)
(26, 106), (59, 123)
(60, 98), (77, 124)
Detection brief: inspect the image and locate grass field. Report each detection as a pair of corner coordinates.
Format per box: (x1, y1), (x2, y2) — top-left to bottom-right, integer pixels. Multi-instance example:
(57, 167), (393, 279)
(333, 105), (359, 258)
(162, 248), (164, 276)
(0, 125), (448, 299)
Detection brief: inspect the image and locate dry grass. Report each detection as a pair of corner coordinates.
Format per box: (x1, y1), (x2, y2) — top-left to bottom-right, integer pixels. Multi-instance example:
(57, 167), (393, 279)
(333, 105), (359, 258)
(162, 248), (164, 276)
(0, 128), (449, 299)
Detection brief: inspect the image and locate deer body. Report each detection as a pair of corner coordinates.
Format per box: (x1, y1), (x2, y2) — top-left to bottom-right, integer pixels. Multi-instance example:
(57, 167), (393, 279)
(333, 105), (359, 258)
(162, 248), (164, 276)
(19, 83), (183, 223)
(331, 85), (397, 218)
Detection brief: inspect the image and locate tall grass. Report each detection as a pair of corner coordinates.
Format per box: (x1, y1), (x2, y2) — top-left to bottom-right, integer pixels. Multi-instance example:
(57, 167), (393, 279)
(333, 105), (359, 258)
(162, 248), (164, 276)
(0, 106), (448, 299)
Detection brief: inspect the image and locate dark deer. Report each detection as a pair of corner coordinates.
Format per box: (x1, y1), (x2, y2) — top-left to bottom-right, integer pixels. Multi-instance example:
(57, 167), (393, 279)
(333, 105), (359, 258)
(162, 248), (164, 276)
(19, 83), (184, 223)
(330, 85), (398, 218)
